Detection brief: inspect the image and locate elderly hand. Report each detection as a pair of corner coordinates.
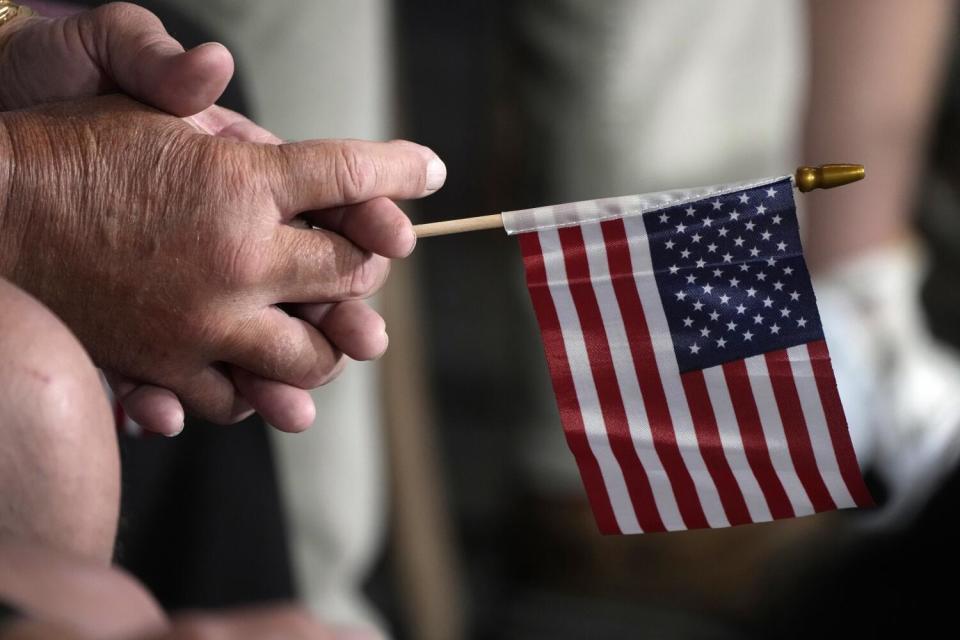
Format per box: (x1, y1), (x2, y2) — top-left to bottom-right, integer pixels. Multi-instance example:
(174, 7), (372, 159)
(0, 3), (438, 434)
(0, 94), (442, 429)
(0, 2), (233, 117)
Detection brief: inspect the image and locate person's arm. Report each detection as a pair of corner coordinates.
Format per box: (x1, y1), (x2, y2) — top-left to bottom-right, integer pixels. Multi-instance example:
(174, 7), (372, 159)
(803, 0), (955, 272)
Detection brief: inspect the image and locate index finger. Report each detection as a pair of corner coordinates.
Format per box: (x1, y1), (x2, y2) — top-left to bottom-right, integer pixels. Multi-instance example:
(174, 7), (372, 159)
(270, 139), (446, 216)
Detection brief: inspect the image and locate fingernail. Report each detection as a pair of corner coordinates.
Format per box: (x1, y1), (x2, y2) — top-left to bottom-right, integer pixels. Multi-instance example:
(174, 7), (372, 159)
(165, 421), (185, 438)
(402, 224), (417, 257)
(425, 156), (447, 193)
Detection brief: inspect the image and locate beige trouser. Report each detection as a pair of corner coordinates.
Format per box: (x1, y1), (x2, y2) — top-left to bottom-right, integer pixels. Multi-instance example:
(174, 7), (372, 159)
(156, 0), (392, 633)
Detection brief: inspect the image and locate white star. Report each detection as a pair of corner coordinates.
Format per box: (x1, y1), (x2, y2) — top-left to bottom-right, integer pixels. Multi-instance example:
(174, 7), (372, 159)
(797, 317), (807, 328)
(762, 297), (774, 308)
(749, 247), (761, 257)
(696, 259), (707, 268)
(665, 239), (676, 250)
(780, 307), (791, 318)
(756, 272), (767, 282)
(700, 327), (711, 338)
(702, 284), (714, 295)
(685, 274), (697, 284)
(739, 264), (750, 272)
(783, 266), (794, 276)
(659, 213), (669, 224)
(770, 323), (781, 335)
(765, 186), (777, 198)
(707, 243), (718, 253)
(711, 199), (723, 211)
(693, 300), (704, 311)
(685, 205), (696, 216)
(716, 337), (727, 348)
(745, 220), (756, 231)
(761, 230), (772, 241)
(690, 342), (701, 354)
(772, 214), (782, 224)
(743, 330), (754, 341)
(738, 193), (750, 204)
(766, 257), (777, 267)
(756, 204), (767, 215)
(675, 222), (687, 233)
(703, 217), (714, 227)
(683, 316), (694, 327)
(753, 314), (764, 325)
(719, 294), (730, 305)
(729, 211), (741, 221)
(717, 227), (729, 237)
(722, 253), (733, 263)
(746, 287), (757, 298)
(776, 241), (788, 252)
(729, 277), (740, 288)
(773, 280), (784, 291)
(681, 249), (691, 259)
(691, 232), (702, 243)
(668, 265), (679, 275)
(709, 310), (720, 321)
(676, 291), (687, 301)
(734, 236), (745, 247)
(789, 291), (800, 301)
(712, 268), (723, 278)
(726, 321), (737, 331)
(735, 304), (747, 314)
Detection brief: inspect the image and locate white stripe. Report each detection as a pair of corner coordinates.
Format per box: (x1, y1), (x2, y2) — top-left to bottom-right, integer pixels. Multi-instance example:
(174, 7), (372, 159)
(579, 221), (686, 531)
(538, 228), (642, 533)
(700, 365), (774, 523)
(743, 355), (816, 516)
(503, 176), (789, 234)
(621, 214), (730, 528)
(788, 345), (855, 508)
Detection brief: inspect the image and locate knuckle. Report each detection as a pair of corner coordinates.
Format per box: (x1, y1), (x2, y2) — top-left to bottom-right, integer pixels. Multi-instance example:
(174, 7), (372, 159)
(333, 143), (378, 202)
(344, 253), (388, 299)
(93, 2), (157, 29)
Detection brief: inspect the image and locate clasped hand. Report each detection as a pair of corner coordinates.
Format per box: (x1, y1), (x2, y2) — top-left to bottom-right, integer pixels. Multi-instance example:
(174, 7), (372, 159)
(0, 3), (445, 434)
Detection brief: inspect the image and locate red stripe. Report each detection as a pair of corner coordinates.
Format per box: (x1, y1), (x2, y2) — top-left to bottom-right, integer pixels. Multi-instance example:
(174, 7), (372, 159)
(518, 232), (621, 533)
(722, 360), (795, 519)
(557, 224), (671, 532)
(600, 219), (710, 529)
(679, 370), (753, 525)
(764, 350), (836, 512)
(806, 340), (874, 507)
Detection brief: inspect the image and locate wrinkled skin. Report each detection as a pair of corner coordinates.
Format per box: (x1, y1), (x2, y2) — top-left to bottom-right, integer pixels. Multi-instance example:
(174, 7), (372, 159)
(0, 3), (444, 434)
(0, 93), (438, 428)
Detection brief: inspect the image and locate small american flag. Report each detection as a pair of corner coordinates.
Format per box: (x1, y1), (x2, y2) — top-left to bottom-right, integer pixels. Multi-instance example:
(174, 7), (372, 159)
(512, 177), (872, 534)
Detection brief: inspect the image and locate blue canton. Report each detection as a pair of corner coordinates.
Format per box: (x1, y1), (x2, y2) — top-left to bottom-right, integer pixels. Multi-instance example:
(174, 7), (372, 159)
(645, 178), (823, 373)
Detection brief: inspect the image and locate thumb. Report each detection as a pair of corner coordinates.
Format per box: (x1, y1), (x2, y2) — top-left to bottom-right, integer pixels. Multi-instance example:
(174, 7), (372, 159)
(78, 2), (234, 116)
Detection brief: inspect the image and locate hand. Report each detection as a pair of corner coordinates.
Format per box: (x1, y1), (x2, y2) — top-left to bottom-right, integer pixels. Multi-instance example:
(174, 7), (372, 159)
(0, 3), (441, 434)
(0, 95), (443, 428)
(0, 2), (233, 117)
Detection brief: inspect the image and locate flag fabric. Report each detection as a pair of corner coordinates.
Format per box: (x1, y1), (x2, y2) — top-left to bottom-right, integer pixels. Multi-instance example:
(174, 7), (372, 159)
(510, 176), (873, 534)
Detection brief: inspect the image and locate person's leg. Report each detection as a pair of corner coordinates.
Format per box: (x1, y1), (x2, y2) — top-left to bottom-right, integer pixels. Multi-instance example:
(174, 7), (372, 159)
(0, 278), (119, 562)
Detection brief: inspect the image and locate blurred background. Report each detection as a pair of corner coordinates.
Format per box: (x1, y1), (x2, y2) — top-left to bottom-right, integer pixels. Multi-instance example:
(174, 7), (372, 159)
(52, 0), (960, 638)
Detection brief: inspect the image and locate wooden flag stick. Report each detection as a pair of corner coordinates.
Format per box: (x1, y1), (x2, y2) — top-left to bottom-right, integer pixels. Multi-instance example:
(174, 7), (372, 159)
(413, 163), (864, 239)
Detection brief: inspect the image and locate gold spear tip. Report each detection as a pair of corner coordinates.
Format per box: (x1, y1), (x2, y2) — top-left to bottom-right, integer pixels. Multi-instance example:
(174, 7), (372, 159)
(795, 164), (865, 192)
